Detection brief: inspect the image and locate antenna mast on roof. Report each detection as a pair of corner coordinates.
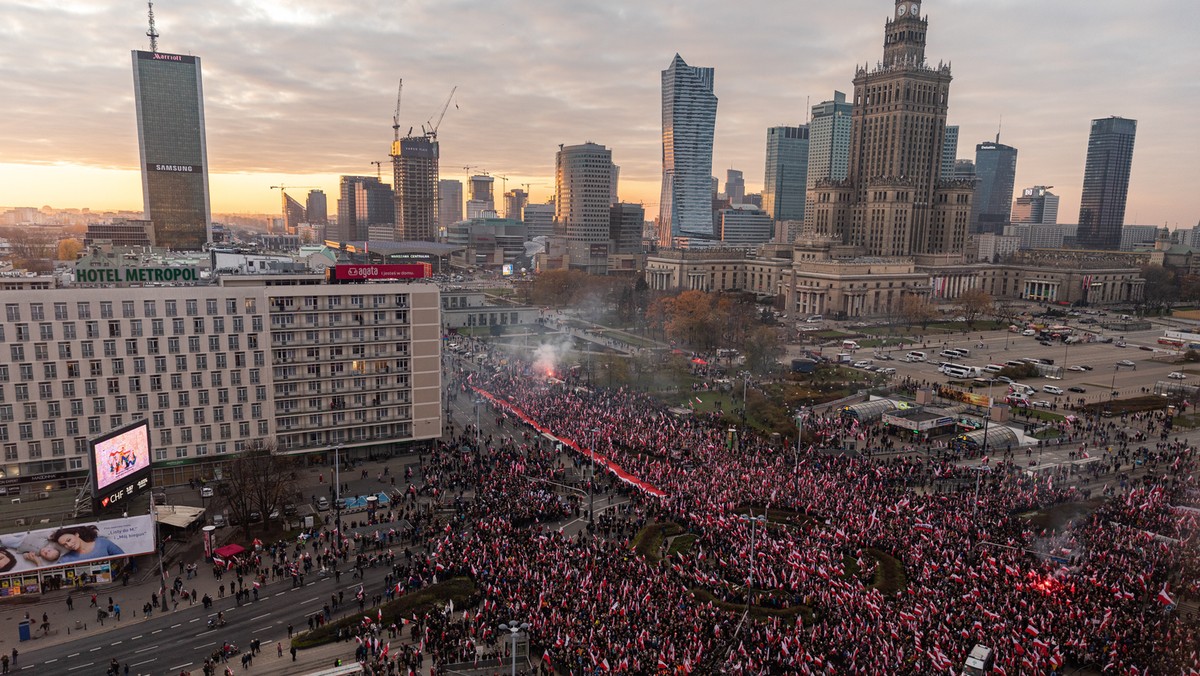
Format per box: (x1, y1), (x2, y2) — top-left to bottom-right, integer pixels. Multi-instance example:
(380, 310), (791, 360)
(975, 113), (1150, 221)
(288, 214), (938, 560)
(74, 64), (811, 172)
(146, 1), (159, 53)
(996, 115), (1002, 144)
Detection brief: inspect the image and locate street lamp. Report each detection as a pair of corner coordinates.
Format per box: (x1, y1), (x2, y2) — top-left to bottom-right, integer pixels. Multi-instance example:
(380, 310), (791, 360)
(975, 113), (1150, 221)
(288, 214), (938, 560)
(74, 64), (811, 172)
(473, 398), (484, 449)
(970, 465), (992, 518)
(738, 511), (766, 611)
(333, 443), (343, 535)
(498, 621), (530, 676)
(794, 408), (808, 466)
(588, 427), (601, 525)
(740, 371), (751, 429)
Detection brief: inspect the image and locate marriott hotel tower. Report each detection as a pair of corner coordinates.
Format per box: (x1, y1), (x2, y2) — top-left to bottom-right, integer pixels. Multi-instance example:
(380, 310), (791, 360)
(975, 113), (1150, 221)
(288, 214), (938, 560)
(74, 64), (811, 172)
(132, 49), (212, 251)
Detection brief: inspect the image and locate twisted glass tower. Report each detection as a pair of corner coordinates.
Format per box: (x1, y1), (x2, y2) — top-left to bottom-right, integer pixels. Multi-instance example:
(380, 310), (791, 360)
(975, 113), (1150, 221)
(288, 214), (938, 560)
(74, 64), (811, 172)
(659, 54), (717, 246)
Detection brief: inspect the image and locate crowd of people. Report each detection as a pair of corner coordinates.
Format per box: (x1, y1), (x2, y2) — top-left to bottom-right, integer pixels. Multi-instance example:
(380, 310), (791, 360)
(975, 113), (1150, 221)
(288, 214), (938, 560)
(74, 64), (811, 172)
(242, 344), (1198, 675)
(352, 353), (1196, 675)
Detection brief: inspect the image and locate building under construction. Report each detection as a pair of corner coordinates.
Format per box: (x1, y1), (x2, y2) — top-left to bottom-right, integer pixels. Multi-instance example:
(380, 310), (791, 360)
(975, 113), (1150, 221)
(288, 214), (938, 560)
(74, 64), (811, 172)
(391, 81), (455, 243)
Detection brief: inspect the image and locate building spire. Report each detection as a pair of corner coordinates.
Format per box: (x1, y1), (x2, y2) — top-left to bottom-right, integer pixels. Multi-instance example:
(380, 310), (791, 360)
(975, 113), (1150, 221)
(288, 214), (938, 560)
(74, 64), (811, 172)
(147, 1), (159, 53)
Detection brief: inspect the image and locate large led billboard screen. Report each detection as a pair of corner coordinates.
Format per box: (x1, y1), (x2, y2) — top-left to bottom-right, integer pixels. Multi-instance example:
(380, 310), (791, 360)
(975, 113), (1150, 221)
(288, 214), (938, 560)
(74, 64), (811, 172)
(90, 419), (152, 512)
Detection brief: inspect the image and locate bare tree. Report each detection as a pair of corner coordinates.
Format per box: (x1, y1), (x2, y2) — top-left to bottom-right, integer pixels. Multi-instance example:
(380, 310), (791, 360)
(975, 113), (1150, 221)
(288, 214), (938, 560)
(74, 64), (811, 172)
(222, 439), (297, 535)
(958, 288), (993, 330)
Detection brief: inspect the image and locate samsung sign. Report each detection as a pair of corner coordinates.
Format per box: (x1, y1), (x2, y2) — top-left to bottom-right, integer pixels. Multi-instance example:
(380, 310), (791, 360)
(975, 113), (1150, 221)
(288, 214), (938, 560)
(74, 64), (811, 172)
(148, 164), (201, 173)
(76, 267), (201, 284)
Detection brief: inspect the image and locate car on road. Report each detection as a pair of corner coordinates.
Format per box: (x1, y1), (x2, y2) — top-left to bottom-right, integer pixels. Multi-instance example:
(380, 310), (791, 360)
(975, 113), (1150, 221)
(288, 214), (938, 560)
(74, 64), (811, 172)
(1168, 371), (1188, 379)
(200, 486), (214, 498)
(997, 376), (1014, 384)
(1078, 364), (1093, 371)
(1021, 329), (1037, 336)
(873, 353), (893, 361)
(1038, 340), (1053, 346)
(852, 360), (873, 369)
(878, 367), (896, 375)
(317, 497), (330, 511)
(1115, 341), (1127, 348)
(1068, 365), (1086, 372)
(1117, 359), (1136, 367)
(1032, 400), (1053, 408)
(1067, 386), (1086, 393)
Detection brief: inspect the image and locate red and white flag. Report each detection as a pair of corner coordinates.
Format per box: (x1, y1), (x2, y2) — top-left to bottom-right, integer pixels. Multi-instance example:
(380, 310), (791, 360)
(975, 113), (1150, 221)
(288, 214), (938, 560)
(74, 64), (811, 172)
(1157, 582), (1176, 606)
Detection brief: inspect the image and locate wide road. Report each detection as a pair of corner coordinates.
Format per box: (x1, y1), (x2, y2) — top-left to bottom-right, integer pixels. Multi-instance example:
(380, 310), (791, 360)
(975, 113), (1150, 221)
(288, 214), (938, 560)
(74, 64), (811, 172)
(14, 552), (409, 676)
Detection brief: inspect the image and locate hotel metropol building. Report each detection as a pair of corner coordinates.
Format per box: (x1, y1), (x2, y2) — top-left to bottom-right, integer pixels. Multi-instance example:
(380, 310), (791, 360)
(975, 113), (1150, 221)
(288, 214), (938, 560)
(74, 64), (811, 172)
(0, 268), (442, 494)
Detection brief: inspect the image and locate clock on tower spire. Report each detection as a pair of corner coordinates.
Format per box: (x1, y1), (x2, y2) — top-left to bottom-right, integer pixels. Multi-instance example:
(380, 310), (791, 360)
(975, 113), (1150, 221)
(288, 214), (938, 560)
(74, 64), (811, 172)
(885, 0), (928, 67)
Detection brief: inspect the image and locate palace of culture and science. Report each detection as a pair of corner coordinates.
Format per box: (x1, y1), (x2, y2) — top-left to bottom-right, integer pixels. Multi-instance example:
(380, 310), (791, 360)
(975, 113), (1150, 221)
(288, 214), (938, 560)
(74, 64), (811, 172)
(646, 0), (1145, 316)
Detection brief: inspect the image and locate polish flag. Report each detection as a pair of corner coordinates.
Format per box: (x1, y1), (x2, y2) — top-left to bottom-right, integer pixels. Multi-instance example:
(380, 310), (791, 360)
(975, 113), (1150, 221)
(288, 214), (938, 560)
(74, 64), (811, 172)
(914, 523), (934, 533)
(1025, 624), (1040, 637)
(1157, 583), (1176, 606)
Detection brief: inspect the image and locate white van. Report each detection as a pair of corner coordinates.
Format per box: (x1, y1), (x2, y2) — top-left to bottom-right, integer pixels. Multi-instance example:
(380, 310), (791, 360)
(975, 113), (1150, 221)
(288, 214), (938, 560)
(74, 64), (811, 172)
(905, 351), (927, 362)
(1010, 383), (1036, 396)
(1042, 385), (1064, 395)
(953, 347), (971, 358)
(841, 340), (860, 351)
(983, 364), (1004, 373)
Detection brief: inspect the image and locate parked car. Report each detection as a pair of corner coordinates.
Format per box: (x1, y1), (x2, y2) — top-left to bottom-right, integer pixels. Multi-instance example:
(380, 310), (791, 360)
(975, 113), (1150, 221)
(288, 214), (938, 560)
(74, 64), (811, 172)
(1032, 400), (1053, 408)
(1067, 386), (1086, 393)
(997, 376), (1014, 384)
(200, 486), (214, 498)
(317, 497), (330, 511)
(1168, 372), (1188, 380)
(1021, 329), (1037, 336)
(852, 360), (873, 369)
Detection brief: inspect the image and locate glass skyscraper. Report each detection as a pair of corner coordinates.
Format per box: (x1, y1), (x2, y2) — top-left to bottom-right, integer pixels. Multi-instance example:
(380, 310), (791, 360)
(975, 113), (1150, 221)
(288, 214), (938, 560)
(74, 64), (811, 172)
(762, 126), (810, 223)
(970, 140), (1018, 234)
(132, 50), (211, 251)
(659, 54), (717, 246)
(1077, 116), (1137, 250)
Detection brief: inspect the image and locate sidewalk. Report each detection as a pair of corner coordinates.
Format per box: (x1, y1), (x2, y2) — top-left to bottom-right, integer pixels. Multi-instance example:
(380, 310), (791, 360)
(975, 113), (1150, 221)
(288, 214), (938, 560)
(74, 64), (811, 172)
(0, 451), (430, 659)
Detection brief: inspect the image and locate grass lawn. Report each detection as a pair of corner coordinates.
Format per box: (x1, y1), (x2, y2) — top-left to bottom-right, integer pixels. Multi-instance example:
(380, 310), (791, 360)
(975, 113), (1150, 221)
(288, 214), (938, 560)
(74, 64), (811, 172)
(813, 330), (854, 339)
(1033, 428), (1063, 440)
(631, 521), (685, 563)
(668, 534), (698, 557)
(856, 337), (908, 348)
(689, 587), (815, 624)
(1013, 409), (1067, 423)
(290, 577), (477, 649)
(866, 548), (907, 596)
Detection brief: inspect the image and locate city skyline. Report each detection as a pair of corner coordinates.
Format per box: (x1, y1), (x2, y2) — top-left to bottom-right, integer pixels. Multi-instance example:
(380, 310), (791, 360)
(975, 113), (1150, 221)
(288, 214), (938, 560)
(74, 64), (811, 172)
(0, 0), (1196, 230)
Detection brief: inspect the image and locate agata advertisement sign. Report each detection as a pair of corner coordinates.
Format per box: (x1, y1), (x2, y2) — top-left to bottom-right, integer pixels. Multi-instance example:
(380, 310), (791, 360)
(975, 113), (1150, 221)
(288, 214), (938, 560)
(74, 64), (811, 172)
(333, 264), (430, 281)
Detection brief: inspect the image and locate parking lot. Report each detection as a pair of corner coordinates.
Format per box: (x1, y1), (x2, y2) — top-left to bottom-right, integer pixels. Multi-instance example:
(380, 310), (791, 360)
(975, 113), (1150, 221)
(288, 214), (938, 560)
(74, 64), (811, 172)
(833, 323), (1189, 406)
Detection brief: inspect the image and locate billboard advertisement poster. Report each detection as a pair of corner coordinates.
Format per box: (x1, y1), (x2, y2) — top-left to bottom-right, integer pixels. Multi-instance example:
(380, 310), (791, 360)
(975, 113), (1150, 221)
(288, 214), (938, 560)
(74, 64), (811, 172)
(332, 264), (430, 281)
(0, 515), (155, 578)
(91, 419), (152, 512)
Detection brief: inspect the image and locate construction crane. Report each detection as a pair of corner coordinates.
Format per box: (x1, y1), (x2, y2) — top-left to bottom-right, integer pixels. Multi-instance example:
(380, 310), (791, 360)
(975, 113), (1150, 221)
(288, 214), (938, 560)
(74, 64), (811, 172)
(270, 184), (318, 197)
(370, 161), (384, 180)
(422, 86), (457, 141)
(390, 79), (403, 157)
(494, 174), (510, 196)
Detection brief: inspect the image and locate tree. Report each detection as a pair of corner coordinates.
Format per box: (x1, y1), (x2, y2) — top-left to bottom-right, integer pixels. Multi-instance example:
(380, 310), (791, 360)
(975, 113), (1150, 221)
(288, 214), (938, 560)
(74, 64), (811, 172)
(742, 325), (785, 373)
(899, 294), (935, 330)
(0, 226), (55, 266)
(57, 238), (84, 261)
(958, 288), (993, 329)
(221, 439), (297, 535)
(1141, 264), (1178, 315)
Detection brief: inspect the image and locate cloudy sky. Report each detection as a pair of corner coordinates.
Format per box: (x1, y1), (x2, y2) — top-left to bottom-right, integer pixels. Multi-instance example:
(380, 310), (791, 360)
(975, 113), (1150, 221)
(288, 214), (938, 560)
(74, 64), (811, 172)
(1, 0), (1197, 228)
